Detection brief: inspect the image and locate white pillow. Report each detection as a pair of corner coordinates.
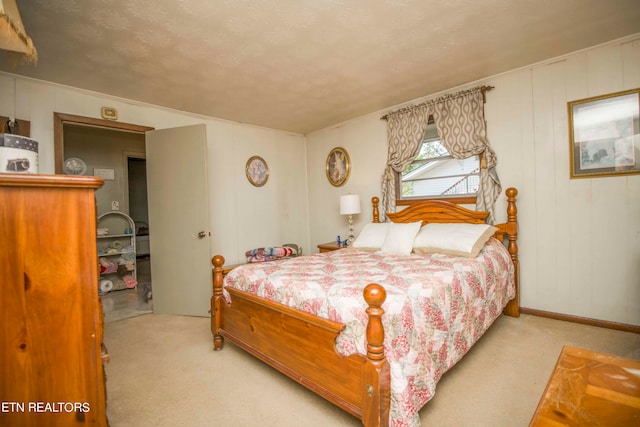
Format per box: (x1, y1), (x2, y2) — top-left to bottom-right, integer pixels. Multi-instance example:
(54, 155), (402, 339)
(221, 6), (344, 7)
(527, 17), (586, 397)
(352, 223), (389, 250)
(380, 222), (422, 255)
(413, 223), (498, 258)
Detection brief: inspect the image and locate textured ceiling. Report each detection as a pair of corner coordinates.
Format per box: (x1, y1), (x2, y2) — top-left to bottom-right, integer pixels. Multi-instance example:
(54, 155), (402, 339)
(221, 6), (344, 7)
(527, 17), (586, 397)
(2, 0), (640, 134)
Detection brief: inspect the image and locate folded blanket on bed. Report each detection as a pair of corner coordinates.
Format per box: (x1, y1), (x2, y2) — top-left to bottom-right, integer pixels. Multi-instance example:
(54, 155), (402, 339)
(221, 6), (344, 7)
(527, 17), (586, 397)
(247, 254), (279, 263)
(245, 246), (298, 261)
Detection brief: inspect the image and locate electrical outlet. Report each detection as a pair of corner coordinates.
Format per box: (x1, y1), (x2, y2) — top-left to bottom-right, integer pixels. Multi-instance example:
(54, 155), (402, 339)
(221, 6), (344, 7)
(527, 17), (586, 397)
(111, 201), (120, 211)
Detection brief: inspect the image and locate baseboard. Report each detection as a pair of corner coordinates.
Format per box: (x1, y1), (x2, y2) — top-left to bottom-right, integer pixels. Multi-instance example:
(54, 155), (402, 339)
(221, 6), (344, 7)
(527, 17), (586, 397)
(520, 307), (640, 334)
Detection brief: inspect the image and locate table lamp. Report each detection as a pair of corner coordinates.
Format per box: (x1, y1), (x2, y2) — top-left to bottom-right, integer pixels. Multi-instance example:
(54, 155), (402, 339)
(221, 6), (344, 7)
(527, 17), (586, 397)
(340, 194), (361, 245)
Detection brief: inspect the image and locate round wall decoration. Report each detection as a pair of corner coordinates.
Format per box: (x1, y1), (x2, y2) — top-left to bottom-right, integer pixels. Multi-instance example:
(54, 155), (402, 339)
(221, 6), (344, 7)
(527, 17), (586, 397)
(326, 147), (350, 187)
(63, 157), (87, 175)
(246, 156), (269, 187)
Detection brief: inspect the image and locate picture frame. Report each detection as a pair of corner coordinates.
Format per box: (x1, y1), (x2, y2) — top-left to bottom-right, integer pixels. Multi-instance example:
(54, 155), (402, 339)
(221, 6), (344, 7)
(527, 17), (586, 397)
(326, 147), (351, 187)
(568, 88), (640, 178)
(245, 155), (269, 187)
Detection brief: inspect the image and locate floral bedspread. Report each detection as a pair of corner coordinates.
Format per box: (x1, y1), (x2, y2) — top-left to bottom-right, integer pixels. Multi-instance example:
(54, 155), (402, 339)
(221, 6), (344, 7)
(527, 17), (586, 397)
(224, 238), (515, 427)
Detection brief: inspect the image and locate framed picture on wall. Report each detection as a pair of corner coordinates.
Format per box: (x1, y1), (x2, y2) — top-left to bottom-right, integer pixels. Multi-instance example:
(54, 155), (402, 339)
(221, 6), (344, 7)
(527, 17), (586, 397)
(246, 155), (269, 187)
(568, 88), (640, 178)
(325, 147), (351, 187)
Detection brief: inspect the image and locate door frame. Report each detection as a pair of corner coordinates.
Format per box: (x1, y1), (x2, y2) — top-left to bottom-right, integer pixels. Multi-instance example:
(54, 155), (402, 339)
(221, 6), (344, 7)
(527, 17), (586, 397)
(53, 112), (154, 174)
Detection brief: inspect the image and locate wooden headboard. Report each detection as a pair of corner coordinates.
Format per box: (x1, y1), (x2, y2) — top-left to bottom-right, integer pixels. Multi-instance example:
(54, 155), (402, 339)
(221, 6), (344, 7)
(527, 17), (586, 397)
(382, 199), (488, 225)
(370, 188), (519, 317)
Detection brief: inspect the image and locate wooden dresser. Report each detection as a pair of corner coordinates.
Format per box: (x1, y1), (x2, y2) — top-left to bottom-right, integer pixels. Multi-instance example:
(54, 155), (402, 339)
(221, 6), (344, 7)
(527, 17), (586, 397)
(0, 174), (107, 426)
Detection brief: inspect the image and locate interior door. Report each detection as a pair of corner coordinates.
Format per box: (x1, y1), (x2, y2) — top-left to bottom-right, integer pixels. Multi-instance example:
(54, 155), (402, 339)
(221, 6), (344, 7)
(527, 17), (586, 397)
(146, 124), (211, 316)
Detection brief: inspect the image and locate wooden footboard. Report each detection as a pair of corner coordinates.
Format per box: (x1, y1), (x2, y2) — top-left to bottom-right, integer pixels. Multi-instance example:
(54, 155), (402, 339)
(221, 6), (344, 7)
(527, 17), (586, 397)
(211, 255), (390, 426)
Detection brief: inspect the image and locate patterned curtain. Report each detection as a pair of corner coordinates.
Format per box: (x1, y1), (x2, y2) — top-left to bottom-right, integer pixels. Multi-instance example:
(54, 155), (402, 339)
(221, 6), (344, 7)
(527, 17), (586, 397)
(432, 87), (501, 222)
(380, 104), (432, 220)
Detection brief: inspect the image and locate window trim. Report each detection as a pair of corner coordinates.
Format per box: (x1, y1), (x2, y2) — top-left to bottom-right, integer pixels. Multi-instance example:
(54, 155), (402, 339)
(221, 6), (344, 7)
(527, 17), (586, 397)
(396, 197), (477, 206)
(395, 142), (479, 206)
(395, 174), (477, 206)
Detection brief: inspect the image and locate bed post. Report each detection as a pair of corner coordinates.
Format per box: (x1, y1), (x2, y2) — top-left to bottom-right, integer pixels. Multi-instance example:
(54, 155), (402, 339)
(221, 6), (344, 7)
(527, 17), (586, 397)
(371, 197), (380, 223)
(211, 255), (225, 350)
(503, 188), (520, 317)
(362, 283), (390, 427)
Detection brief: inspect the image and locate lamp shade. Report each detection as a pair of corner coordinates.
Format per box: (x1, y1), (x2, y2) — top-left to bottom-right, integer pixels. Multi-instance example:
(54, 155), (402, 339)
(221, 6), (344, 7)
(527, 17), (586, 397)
(340, 194), (361, 215)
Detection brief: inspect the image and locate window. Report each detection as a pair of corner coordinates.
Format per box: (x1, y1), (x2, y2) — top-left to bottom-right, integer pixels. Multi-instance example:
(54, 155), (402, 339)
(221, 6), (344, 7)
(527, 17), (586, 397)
(398, 123), (479, 202)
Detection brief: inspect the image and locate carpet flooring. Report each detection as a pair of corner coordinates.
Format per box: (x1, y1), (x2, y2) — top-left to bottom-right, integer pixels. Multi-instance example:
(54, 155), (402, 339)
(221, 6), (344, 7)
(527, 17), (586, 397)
(103, 313), (639, 426)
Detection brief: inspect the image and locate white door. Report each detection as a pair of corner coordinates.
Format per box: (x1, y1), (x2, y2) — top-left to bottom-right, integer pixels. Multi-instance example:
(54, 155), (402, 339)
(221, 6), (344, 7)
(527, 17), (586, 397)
(146, 124), (211, 316)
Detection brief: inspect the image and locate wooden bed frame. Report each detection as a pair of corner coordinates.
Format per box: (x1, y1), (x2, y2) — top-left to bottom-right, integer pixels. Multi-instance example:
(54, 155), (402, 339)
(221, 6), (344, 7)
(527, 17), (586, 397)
(211, 188), (519, 426)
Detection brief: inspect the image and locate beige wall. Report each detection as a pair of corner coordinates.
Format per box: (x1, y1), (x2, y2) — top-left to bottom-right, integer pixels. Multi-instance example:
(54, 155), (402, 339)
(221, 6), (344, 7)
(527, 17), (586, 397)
(64, 125), (145, 216)
(306, 34), (640, 326)
(0, 73), (309, 266)
(306, 112), (388, 247)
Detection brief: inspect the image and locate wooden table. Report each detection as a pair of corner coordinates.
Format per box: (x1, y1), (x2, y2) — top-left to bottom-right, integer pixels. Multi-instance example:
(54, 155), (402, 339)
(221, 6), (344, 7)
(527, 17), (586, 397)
(317, 241), (347, 252)
(530, 346), (640, 426)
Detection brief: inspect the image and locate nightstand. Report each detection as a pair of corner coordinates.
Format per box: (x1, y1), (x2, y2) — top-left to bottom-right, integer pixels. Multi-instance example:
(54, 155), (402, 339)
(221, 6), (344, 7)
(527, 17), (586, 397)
(317, 241), (347, 253)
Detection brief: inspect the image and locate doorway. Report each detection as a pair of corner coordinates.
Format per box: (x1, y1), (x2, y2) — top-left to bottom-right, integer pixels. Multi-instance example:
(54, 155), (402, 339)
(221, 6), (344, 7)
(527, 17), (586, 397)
(55, 113), (155, 321)
(127, 155), (153, 312)
(55, 114), (212, 317)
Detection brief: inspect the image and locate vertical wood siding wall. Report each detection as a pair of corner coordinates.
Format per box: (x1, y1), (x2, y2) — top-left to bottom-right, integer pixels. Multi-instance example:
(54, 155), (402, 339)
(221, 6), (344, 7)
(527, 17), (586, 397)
(471, 37), (640, 325)
(0, 74), (310, 266)
(307, 35), (640, 326)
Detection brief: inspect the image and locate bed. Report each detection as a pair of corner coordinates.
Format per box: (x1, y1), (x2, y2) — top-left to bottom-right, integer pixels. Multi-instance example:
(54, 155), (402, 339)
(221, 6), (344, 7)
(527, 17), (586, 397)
(211, 188), (519, 427)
